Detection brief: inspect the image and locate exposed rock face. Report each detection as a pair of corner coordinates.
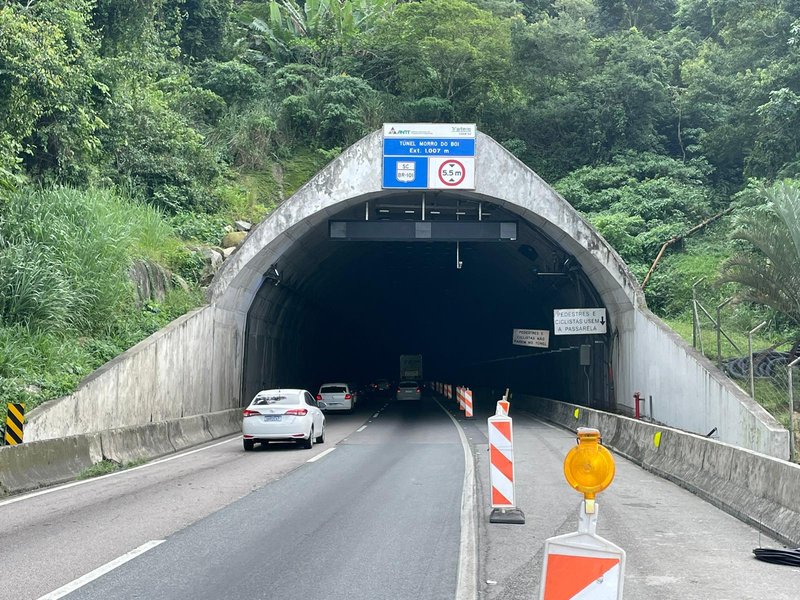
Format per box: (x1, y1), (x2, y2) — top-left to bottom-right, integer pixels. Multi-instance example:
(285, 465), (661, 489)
(222, 247), (236, 259)
(221, 231), (247, 248)
(234, 220), (252, 232)
(129, 260), (173, 305)
(199, 247), (224, 286)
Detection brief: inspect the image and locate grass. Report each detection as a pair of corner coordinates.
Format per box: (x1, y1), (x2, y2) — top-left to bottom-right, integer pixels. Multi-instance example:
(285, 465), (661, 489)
(76, 457), (148, 480)
(0, 186), (209, 428)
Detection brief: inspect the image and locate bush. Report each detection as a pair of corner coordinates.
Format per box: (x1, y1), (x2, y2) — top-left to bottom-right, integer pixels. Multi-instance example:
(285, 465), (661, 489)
(193, 60), (266, 106)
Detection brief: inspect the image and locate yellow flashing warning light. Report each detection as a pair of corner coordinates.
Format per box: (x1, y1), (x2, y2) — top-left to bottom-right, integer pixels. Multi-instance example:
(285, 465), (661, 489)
(563, 427), (615, 501)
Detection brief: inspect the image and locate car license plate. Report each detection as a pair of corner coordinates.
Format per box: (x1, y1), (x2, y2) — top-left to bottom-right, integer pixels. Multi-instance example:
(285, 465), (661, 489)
(264, 415), (281, 422)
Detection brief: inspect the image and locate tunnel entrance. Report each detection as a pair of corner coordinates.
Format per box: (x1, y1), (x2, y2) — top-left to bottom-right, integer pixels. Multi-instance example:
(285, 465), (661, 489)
(241, 192), (613, 410)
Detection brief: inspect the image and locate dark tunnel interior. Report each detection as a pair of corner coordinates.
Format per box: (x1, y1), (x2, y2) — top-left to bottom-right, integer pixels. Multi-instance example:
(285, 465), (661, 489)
(242, 193), (612, 409)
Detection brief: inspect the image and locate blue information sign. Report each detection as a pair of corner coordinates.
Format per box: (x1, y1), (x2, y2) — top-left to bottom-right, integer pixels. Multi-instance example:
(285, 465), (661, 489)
(382, 123), (476, 190)
(383, 138), (475, 157)
(382, 157), (428, 189)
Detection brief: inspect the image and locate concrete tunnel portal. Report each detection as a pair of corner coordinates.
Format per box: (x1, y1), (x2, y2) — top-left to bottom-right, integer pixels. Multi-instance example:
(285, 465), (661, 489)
(28, 127), (787, 457)
(240, 193), (614, 407)
(210, 129), (640, 412)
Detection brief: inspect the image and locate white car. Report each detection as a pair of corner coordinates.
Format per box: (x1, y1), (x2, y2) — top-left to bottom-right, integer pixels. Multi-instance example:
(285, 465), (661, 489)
(317, 382), (356, 412)
(242, 389), (326, 451)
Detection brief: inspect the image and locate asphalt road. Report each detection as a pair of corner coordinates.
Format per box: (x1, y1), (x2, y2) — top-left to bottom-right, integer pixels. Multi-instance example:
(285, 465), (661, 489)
(2, 395), (465, 600)
(4, 391), (800, 600)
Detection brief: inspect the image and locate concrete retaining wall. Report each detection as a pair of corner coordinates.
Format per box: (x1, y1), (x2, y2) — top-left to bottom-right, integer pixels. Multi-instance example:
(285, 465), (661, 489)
(25, 306), (241, 441)
(0, 409), (241, 496)
(615, 308), (789, 459)
(521, 395), (800, 546)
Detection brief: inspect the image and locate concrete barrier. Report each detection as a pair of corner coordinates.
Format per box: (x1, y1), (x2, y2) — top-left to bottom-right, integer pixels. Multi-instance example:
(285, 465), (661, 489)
(520, 395), (800, 547)
(167, 414), (213, 452)
(100, 422), (176, 464)
(0, 434), (102, 495)
(0, 410), (243, 497)
(204, 408), (242, 439)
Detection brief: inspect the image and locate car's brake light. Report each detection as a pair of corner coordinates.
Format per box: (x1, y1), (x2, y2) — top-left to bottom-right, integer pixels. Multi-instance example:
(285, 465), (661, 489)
(285, 408), (308, 416)
(416, 388), (421, 393)
(397, 388), (401, 393)
(316, 394), (323, 401)
(243, 409), (260, 417)
(344, 393), (352, 400)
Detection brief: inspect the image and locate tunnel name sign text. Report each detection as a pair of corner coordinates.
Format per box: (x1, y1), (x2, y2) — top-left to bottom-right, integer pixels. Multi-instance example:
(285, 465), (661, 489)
(554, 308), (607, 335)
(382, 123), (476, 190)
(512, 328), (550, 348)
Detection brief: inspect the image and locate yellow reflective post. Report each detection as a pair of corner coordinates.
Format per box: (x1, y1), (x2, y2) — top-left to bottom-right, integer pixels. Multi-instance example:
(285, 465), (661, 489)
(563, 427), (615, 513)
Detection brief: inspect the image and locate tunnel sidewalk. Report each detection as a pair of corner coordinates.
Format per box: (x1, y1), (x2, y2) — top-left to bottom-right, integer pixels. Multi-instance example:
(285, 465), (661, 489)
(440, 396), (800, 600)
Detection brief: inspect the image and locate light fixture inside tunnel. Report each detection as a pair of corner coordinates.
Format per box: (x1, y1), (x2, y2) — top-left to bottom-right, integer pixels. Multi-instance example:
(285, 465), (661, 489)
(263, 263), (281, 286)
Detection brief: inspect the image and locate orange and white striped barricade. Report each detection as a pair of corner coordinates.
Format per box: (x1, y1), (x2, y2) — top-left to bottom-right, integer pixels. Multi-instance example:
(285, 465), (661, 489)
(496, 399), (510, 416)
(488, 405), (525, 524)
(539, 502), (625, 599)
(457, 386), (465, 411)
(446, 384), (452, 401)
(463, 388), (473, 418)
(540, 427), (623, 599)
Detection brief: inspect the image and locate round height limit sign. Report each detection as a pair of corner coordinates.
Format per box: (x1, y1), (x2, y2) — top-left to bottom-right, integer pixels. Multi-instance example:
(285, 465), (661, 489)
(428, 156), (475, 190)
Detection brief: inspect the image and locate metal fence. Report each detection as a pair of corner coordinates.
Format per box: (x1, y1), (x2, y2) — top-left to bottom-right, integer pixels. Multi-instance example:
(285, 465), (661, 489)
(691, 280), (799, 461)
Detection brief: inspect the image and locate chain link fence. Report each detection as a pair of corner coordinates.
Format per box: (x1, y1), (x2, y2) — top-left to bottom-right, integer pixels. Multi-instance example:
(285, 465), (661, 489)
(690, 282), (799, 461)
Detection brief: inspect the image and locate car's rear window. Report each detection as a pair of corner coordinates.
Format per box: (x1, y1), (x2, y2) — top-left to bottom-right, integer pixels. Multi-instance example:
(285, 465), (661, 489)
(252, 395), (296, 405)
(399, 381), (418, 388)
(321, 386), (347, 393)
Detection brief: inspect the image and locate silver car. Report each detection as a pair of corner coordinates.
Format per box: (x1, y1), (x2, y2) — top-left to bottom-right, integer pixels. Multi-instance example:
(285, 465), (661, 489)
(317, 383), (356, 412)
(396, 380), (421, 401)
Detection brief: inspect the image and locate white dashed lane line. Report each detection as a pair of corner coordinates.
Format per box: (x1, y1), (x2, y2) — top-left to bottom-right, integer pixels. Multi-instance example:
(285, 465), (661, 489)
(37, 540), (165, 599)
(356, 425), (368, 432)
(307, 448), (336, 463)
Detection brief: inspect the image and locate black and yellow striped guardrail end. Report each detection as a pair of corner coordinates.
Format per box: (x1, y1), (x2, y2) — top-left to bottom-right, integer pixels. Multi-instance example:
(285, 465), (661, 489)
(4, 403), (25, 446)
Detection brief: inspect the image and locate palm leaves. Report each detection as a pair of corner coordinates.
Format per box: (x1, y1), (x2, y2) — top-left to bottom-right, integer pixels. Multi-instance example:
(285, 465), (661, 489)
(720, 182), (800, 326)
(247, 0), (396, 66)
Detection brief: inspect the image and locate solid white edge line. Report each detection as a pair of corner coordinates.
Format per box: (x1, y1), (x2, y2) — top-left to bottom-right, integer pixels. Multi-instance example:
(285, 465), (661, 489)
(37, 540), (165, 599)
(0, 437), (239, 508)
(307, 447), (336, 463)
(356, 425), (368, 432)
(435, 399), (477, 600)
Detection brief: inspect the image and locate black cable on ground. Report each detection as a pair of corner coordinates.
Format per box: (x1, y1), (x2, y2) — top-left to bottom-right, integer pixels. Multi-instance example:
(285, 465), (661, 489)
(753, 548), (800, 567)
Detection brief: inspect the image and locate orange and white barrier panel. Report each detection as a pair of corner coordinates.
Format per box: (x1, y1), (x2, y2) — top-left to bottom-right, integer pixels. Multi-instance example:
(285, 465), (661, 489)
(488, 401), (525, 524)
(457, 387), (473, 418)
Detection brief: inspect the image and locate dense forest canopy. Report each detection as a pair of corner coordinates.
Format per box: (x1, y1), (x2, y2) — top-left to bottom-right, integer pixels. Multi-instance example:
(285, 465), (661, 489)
(1, 0), (800, 411)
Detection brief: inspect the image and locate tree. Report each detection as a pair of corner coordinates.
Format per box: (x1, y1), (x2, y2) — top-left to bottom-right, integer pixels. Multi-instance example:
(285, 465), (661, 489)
(359, 0), (516, 122)
(719, 181), (800, 327)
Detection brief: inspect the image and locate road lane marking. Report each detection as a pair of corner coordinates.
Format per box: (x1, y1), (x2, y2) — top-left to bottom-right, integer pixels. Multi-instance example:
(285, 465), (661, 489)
(518, 410), (564, 432)
(356, 425), (368, 432)
(307, 448), (336, 463)
(435, 400), (477, 600)
(372, 413), (380, 418)
(37, 540), (165, 599)
(0, 437), (239, 508)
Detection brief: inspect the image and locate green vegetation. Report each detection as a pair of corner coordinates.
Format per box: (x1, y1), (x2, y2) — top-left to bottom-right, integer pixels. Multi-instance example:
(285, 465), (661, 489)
(2, 0), (800, 427)
(76, 457), (148, 480)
